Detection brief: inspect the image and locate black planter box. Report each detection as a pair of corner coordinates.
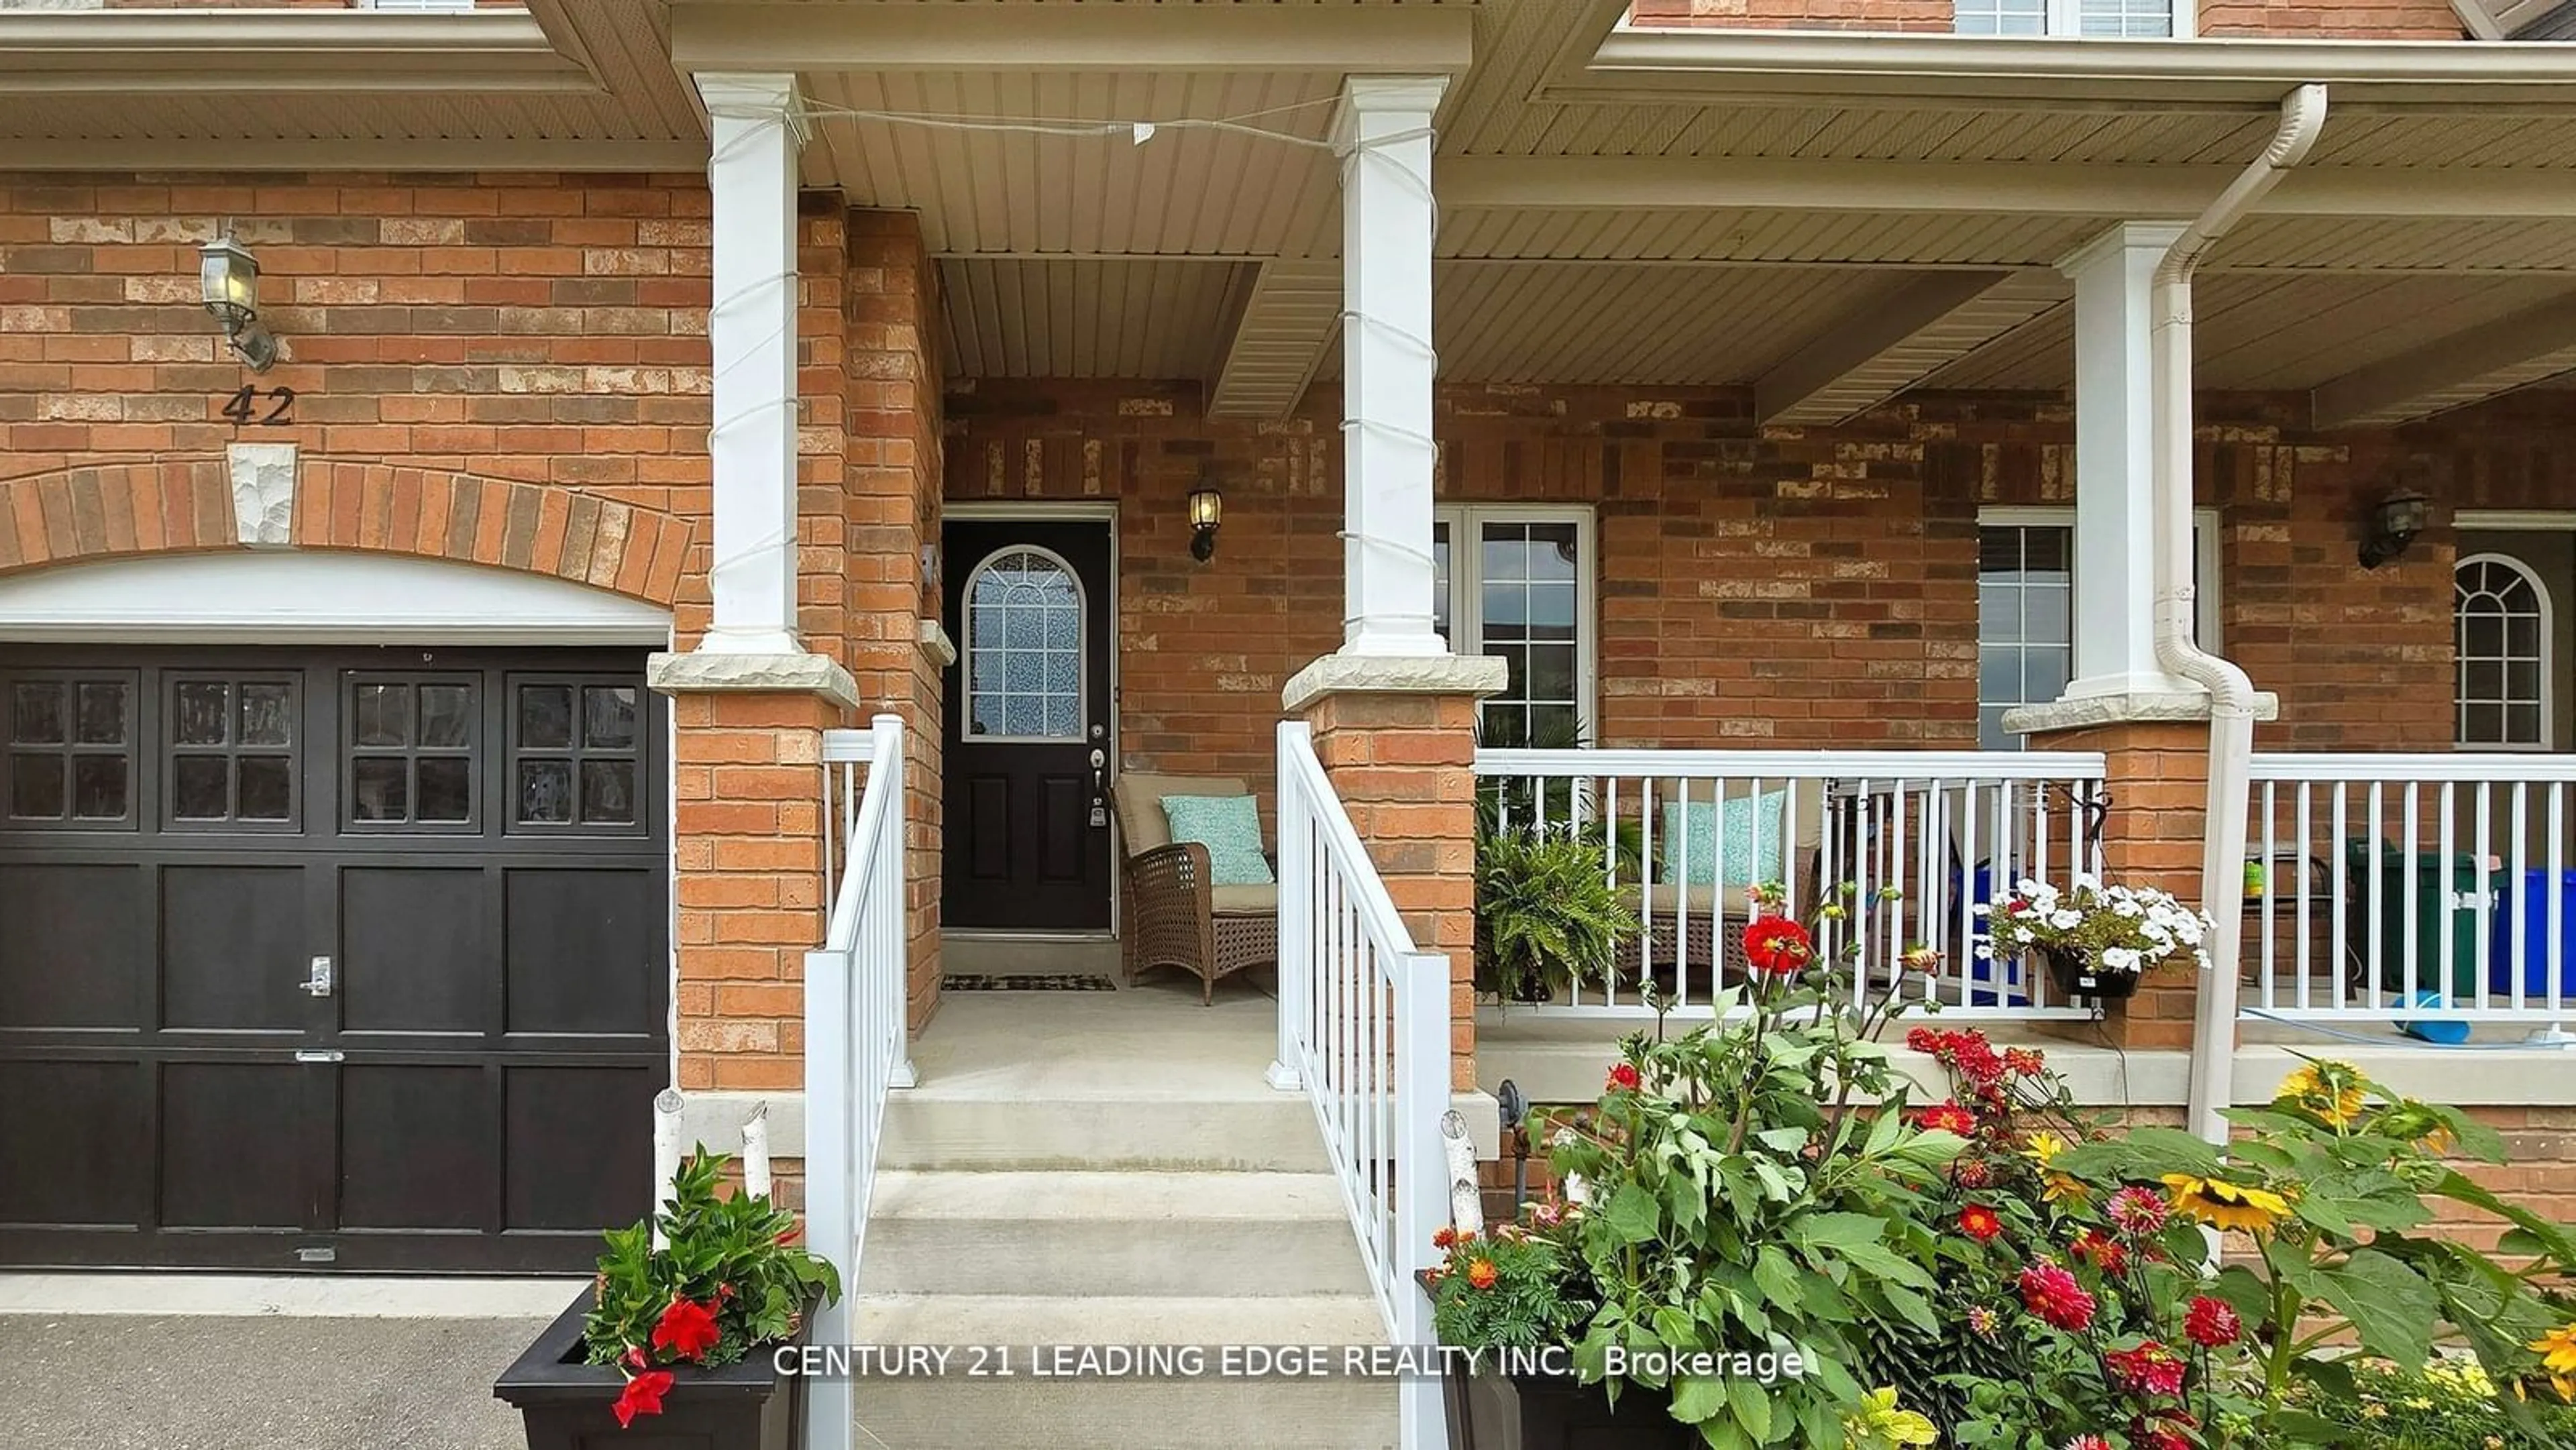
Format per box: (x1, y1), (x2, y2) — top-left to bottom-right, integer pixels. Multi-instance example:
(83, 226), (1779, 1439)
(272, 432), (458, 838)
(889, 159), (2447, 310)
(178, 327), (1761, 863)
(494, 1287), (810, 1450)
(2042, 945), (2139, 1000)
(1442, 1361), (1699, 1450)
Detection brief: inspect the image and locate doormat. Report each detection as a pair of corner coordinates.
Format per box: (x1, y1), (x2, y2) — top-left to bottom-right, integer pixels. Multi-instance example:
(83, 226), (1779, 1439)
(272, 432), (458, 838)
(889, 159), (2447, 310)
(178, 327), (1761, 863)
(941, 973), (1118, 993)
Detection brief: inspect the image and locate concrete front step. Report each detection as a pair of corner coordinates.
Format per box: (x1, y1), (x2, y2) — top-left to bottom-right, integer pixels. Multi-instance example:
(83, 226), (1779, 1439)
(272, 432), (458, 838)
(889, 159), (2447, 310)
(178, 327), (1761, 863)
(880, 1091), (1328, 1172)
(863, 1170), (1368, 1296)
(847, 1294), (1398, 1450)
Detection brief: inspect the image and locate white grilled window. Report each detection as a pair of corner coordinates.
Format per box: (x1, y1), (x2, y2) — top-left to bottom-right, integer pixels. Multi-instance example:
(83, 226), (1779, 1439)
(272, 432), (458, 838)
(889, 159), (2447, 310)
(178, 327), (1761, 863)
(1957, 0), (2173, 36)
(1432, 506), (1596, 750)
(1978, 509), (2218, 749)
(2455, 554), (2551, 749)
(356, 0), (479, 10)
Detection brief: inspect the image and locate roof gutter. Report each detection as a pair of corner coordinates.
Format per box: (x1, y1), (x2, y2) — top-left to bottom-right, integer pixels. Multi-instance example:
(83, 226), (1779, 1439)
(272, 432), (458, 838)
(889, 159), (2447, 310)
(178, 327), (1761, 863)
(0, 9), (594, 94)
(1570, 32), (2576, 108)
(2161, 83), (2330, 1148)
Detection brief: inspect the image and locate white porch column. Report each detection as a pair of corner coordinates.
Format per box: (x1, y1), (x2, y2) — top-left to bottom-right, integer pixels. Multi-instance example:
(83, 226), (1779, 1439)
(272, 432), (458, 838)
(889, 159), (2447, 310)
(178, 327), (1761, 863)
(2057, 222), (2196, 704)
(1336, 74), (1448, 659)
(694, 72), (805, 657)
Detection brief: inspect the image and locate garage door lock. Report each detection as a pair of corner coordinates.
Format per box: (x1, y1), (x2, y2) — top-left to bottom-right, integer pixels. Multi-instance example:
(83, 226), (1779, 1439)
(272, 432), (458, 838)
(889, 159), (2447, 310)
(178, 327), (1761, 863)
(303, 955), (333, 997)
(294, 1049), (343, 1064)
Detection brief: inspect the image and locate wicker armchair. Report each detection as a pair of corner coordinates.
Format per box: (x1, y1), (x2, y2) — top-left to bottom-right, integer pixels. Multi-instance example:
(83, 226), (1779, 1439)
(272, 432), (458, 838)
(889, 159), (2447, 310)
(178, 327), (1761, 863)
(1612, 785), (1830, 995)
(1108, 773), (1280, 1005)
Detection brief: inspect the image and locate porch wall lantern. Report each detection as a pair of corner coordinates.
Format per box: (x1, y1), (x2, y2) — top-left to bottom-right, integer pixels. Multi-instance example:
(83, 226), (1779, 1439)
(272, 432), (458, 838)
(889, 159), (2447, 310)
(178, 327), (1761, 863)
(199, 233), (278, 373)
(2358, 488), (2432, 570)
(1187, 479), (1224, 562)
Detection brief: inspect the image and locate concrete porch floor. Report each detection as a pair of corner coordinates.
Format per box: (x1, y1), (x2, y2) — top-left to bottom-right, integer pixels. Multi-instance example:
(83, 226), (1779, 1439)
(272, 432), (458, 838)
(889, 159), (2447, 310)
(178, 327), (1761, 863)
(921, 936), (1284, 1097)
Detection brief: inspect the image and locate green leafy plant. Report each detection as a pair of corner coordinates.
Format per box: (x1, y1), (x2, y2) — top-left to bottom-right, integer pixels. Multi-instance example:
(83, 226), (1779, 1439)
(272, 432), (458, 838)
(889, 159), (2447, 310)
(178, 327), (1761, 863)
(1426, 1203), (1594, 1353)
(2287, 1358), (2576, 1448)
(1534, 903), (1967, 1449)
(1474, 823), (1639, 1001)
(582, 1149), (843, 1429)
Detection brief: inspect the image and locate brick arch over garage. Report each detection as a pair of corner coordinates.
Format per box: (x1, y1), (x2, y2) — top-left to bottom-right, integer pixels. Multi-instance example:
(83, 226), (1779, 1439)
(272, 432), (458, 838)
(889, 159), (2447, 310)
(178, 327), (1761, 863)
(0, 459), (694, 607)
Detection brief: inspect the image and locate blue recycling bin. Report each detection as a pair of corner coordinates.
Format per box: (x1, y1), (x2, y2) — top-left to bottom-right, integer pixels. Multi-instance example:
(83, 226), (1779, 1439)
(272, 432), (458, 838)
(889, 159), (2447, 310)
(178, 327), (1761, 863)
(2490, 869), (2576, 1000)
(1959, 862), (2033, 1008)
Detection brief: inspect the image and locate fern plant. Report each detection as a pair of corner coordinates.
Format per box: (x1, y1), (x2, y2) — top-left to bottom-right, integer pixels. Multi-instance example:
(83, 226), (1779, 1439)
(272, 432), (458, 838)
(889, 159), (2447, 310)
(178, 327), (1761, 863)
(1475, 824), (1638, 1001)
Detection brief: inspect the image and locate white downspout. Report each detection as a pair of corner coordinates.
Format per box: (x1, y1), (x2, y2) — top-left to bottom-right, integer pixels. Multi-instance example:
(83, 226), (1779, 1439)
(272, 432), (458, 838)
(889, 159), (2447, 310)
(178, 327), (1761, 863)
(2162, 83), (2330, 1147)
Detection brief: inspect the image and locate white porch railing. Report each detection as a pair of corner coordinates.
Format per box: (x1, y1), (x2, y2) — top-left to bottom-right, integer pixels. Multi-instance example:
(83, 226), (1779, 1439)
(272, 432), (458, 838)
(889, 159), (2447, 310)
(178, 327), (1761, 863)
(1273, 720), (1448, 1450)
(802, 715), (912, 1450)
(1470, 748), (2111, 1019)
(2245, 753), (2576, 1032)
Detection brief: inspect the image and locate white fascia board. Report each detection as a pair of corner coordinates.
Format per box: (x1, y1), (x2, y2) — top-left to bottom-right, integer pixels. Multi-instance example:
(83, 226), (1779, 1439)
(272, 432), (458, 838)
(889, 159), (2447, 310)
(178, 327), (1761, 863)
(670, 3), (1474, 74)
(1564, 32), (2576, 109)
(1438, 156), (2576, 221)
(0, 9), (594, 94)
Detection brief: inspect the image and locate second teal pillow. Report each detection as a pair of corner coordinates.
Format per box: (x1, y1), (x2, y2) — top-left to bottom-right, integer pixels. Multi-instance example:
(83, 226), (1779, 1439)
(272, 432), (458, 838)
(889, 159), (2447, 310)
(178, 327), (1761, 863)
(1159, 794), (1275, 886)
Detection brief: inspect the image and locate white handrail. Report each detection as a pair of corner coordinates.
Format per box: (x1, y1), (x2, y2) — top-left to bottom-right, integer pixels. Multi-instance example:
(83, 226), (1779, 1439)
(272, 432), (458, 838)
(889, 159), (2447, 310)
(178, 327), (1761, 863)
(802, 714), (912, 1450)
(1472, 746), (2109, 1019)
(1275, 720), (1447, 1450)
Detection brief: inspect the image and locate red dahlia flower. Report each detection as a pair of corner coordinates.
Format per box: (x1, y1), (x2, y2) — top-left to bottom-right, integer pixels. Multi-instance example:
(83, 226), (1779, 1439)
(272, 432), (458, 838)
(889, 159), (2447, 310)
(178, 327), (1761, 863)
(2017, 1263), (2097, 1332)
(2104, 1341), (2188, 1398)
(2106, 1184), (2171, 1237)
(1905, 1026), (1947, 1054)
(649, 1296), (721, 1363)
(612, 1370), (674, 1428)
(1957, 1204), (2003, 1242)
(2071, 1229), (2129, 1276)
(1606, 1062), (1642, 1092)
(2004, 1048), (2046, 1077)
(2184, 1295), (2242, 1349)
(1914, 1102), (1978, 1137)
(1743, 916), (1814, 974)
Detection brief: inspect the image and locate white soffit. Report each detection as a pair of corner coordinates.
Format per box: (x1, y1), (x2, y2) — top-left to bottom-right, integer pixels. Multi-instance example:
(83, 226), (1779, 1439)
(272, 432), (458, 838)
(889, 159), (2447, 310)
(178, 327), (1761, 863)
(1925, 273), (2576, 393)
(939, 257), (1250, 379)
(1207, 259), (1342, 419)
(2312, 290), (2576, 427)
(0, 552), (673, 645)
(1758, 270), (2068, 425)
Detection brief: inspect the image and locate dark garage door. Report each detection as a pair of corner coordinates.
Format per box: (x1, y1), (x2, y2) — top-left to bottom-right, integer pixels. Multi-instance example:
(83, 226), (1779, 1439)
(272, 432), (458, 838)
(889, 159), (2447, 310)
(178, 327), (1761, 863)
(0, 647), (667, 1272)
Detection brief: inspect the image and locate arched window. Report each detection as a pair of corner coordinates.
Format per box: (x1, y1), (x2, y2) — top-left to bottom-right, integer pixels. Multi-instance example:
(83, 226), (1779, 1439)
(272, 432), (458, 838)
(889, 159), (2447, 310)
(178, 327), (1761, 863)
(961, 546), (1084, 740)
(2455, 553), (2551, 749)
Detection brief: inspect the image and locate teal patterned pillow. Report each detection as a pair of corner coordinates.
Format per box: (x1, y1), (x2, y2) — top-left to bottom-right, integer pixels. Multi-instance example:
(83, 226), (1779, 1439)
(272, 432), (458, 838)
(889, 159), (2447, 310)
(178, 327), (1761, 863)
(1159, 795), (1275, 886)
(1660, 791), (1786, 889)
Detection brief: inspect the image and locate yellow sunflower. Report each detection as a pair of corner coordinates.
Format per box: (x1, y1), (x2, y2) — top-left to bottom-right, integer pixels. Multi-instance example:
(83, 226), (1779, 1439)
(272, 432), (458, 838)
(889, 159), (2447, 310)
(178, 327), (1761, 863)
(2275, 1060), (2367, 1128)
(2162, 1172), (2293, 1235)
(2021, 1130), (2070, 1166)
(2532, 1323), (2576, 1378)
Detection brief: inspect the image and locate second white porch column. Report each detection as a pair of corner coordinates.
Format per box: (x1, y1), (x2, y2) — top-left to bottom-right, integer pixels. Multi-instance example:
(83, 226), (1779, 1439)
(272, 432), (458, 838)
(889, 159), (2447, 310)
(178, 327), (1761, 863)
(1337, 74), (1449, 659)
(2058, 222), (2196, 703)
(695, 72), (805, 656)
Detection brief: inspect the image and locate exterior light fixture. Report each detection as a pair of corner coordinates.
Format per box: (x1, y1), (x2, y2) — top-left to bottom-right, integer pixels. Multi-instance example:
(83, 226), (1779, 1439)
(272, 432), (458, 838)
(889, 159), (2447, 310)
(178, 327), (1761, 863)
(2359, 487), (2431, 569)
(199, 233), (278, 372)
(1187, 480), (1224, 562)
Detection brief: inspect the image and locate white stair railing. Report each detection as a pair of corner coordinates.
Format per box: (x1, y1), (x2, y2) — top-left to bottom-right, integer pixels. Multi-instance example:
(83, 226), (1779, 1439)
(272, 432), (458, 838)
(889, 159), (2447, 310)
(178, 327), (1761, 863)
(1273, 720), (1448, 1450)
(804, 715), (912, 1450)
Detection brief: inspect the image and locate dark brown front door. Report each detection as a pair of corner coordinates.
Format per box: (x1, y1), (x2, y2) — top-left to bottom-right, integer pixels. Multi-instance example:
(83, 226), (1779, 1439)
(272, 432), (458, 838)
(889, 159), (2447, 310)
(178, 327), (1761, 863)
(0, 646), (665, 1272)
(941, 518), (1114, 932)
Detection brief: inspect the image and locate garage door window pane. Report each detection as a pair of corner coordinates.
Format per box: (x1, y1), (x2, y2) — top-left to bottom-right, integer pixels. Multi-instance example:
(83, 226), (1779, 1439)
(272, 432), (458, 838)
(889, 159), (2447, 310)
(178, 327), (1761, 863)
(582, 761), (635, 825)
(172, 757), (228, 820)
(11, 754), (62, 818)
(173, 682), (229, 746)
(75, 682), (125, 745)
(418, 757), (472, 822)
(419, 685), (471, 749)
(72, 757), (125, 820)
(354, 684), (411, 748)
(236, 758), (292, 821)
(584, 687), (637, 750)
(12, 683), (63, 745)
(519, 760), (574, 824)
(519, 686), (574, 750)
(352, 759), (409, 822)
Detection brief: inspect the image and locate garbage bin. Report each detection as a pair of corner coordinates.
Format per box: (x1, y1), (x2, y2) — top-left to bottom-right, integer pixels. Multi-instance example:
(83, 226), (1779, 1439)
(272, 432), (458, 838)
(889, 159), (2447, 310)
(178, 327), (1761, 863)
(2343, 839), (2489, 1001)
(2489, 869), (2576, 1001)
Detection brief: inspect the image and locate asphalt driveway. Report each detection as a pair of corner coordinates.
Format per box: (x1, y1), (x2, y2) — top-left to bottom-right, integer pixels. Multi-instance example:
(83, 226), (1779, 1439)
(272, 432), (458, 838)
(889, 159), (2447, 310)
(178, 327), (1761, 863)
(0, 1313), (549, 1450)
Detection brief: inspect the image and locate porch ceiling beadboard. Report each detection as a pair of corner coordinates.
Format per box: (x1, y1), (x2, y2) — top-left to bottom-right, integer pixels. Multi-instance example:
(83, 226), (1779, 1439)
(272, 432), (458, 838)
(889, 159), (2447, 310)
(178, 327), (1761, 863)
(939, 256), (1252, 379)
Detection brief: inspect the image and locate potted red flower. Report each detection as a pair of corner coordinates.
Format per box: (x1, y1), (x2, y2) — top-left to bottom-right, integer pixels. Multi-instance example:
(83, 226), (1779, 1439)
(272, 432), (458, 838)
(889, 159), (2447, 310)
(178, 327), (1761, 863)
(494, 1149), (841, 1450)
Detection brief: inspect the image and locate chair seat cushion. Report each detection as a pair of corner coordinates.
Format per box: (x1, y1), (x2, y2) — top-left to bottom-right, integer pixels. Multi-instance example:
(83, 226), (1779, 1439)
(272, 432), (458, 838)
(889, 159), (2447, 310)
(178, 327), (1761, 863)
(1625, 882), (1758, 922)
(1160, 793), (1275, 886)
(1114, 772), (1246, 854)
(1212, 883), (1278, 915)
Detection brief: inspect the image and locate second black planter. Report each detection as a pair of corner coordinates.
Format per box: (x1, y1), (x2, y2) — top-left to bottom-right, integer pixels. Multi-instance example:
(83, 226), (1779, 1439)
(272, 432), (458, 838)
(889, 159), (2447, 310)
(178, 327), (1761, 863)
(1442, 1363), (1700, 1450)
(2042, 945), (2140, 1000)
(493, 1288), (810, 1450)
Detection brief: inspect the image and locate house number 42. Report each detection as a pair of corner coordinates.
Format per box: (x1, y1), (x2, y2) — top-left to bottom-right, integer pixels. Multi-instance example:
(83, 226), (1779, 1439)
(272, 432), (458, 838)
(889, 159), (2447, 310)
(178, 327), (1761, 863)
(220, 385), (296, 427)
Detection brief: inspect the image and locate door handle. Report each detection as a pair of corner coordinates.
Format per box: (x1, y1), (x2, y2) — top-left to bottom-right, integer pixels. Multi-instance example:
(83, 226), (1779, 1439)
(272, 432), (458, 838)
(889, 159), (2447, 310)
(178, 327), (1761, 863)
(303, 955), (334, 998)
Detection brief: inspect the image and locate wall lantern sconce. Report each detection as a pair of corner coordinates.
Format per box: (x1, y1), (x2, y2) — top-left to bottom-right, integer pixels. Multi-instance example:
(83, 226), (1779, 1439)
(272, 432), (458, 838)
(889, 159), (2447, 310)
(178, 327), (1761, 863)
(199, 233), (278, 373)
(1187, 479), (1224, 562)
(2358, 487), (2431, 570)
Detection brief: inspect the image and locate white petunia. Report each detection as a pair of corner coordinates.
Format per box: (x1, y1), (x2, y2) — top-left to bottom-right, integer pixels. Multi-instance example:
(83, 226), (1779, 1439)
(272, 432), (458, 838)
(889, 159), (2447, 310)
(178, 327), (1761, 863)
(2049, 909), (2082, 931)
(2100, 946), (2141, 972)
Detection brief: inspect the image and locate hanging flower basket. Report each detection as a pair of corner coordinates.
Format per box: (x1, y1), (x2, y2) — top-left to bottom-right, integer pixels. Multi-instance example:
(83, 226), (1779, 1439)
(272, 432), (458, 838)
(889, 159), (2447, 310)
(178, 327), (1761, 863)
(2041, 945), (2141, 1001)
